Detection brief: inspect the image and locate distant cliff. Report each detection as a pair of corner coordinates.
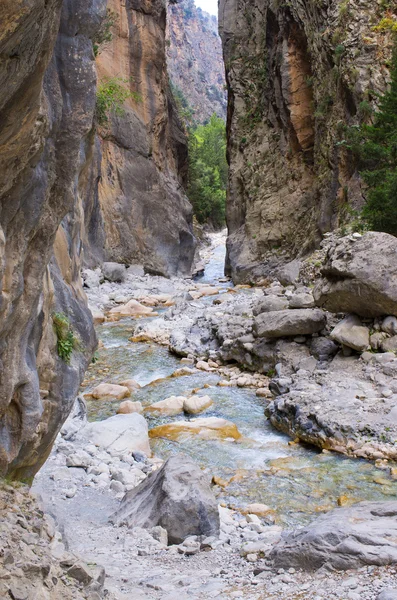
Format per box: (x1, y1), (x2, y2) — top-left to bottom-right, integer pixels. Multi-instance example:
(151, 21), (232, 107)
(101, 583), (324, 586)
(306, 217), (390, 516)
(167, 0), (227, 123)
(220, 0), (395, 283)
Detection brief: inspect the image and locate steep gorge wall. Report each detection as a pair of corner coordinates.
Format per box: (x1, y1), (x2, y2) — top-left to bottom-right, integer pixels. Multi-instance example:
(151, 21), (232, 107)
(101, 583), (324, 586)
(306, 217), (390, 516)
(167, 0), (227, 123)
(84, 0), (196, 277)
(0, 0), (192, 480)
(0, 0), (101, 480)
(220, 0), (394, 283)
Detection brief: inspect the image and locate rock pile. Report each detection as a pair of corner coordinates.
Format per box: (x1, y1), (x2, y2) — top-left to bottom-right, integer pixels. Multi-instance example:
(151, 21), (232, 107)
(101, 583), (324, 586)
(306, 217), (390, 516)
(0, 483), (109, 600)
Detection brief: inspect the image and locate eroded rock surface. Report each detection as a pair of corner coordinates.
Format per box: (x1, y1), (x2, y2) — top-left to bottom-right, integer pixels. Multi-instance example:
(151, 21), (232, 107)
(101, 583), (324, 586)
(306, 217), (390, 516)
(0, 0), (99, 479)
(314, 232), (397, 318)
(84, 0), (196, 277)
(219, 0), (395, 283)
(271, 502), (397, 571)
(167, 0), (227, 122)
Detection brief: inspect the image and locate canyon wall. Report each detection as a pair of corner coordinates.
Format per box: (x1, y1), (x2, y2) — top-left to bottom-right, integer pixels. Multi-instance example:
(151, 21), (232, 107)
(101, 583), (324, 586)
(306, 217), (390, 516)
(84, 0), (196, 277)
(0, 0), (101, 480)
(167, 0), (227, 123)
(219, 0), (394, 283)
(0, 0), (193, 479)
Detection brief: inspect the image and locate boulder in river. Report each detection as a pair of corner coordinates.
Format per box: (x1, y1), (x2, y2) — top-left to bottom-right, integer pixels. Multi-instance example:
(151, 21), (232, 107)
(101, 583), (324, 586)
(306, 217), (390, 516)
(149, 417), (241, 441)
(117, 401), (143, 415)
(254, 309), (326, 339)
(110, 454), (220, 544)
(271, 501), (397, 570)
(109, 299), (155, 318)
(78, 413), (151, 457)
(183, 395), (213, 415)
(87, 383), (131, 401)
(145, 396), (186, 416)
(314, 232), (397, 317)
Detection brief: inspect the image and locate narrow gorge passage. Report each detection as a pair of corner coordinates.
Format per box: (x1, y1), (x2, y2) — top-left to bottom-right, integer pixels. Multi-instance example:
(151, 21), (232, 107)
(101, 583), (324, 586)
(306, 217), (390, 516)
(3, 0), (397, 599)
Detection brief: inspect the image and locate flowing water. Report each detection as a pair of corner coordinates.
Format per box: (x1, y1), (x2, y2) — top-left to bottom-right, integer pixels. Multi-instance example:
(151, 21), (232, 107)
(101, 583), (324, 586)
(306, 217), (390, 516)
(84, 237), (397, 528)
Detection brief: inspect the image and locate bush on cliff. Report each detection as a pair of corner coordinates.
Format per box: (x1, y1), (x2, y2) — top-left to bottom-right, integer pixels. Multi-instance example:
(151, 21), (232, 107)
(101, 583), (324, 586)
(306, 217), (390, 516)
(188, 114), (227, 229)
(96, 77), (140, 126)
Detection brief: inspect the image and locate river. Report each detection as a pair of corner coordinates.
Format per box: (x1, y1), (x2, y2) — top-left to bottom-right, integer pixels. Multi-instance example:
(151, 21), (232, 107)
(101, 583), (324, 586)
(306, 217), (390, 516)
(83, 234), (397, 527)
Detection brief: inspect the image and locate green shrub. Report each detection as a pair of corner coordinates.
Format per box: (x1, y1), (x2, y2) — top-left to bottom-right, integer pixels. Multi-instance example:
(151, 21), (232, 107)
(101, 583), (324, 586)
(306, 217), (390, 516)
(52, 313), (79, 364)
(96, 77), (139, 125)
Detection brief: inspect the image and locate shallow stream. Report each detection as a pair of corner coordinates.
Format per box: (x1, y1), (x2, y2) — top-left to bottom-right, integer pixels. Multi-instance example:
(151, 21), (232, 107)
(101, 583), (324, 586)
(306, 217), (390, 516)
(84, 238), (397, 528)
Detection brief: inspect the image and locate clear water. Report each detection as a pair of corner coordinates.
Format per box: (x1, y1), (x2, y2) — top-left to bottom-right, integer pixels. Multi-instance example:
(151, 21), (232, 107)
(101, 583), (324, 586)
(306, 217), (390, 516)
(83, 241), (397, 528)
(199, 241), (227, 283)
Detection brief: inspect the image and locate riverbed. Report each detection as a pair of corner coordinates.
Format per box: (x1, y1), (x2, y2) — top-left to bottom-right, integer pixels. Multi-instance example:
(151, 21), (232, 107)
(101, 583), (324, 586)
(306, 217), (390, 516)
(82, 234), (397, 528)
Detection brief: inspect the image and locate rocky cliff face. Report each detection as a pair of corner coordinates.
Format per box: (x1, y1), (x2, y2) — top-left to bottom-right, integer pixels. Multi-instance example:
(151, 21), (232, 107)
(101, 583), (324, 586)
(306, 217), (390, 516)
(84, 0), (196, 277)
(219, 0), (394, 283)
(0, 0), (101, 479)
(0, 0), (196, 479)
(167, 0), (227, 123)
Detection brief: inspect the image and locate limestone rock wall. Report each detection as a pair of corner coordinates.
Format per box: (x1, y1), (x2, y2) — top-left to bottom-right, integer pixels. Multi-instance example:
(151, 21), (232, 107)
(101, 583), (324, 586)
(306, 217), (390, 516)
(0, 0), (101, 480)
(219, 0), (394, 283)
(167, 0), (227, 123)
(84, 0), (196, 277)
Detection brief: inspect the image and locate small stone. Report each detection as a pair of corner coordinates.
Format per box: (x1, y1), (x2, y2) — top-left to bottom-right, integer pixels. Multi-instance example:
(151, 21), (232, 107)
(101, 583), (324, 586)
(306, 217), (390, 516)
(67, 562), (93, 586)
(150, 526), (168, 546)
(246, 553), (258, 562)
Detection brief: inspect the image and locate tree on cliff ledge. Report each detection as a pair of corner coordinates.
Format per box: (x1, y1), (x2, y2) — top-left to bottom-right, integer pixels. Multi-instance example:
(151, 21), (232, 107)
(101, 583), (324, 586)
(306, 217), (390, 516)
(353, 39), (397, 235)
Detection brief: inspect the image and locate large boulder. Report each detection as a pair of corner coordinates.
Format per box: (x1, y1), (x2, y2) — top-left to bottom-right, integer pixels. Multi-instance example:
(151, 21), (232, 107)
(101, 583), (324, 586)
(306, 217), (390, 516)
(254, 309), (326, 339)
(77, 413), (151, 457)
(330, 315), (370, 352)
(271, 501), (397, 570)
(314, 232), (397, 317)
(110, 454), (220, 544)
(102, 262), (126, 283)
(253, 296), (289, 316)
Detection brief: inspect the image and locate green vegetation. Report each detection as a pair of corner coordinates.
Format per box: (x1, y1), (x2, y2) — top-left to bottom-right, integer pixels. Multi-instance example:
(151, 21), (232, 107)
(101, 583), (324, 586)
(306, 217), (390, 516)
(169, 81), (195, 130)
(93, 9), (118, 57)
(96, 77), (140, 126)
(373, 16), (397, 33)
(188, 114), (227, 229)
(52, 313), (79, 364)
(345, 39), (397, 234)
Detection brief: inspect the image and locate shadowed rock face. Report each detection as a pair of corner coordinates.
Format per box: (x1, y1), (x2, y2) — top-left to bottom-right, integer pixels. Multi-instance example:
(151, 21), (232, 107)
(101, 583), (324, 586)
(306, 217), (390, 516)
(83, 0), (196, 277)
(219, 0), (393, 283)
(0, 0), (101, 480)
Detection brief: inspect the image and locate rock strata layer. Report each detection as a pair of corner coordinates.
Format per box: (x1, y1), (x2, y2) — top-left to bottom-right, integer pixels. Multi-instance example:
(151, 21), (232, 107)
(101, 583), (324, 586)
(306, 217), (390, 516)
(84, 0), (196, 277)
